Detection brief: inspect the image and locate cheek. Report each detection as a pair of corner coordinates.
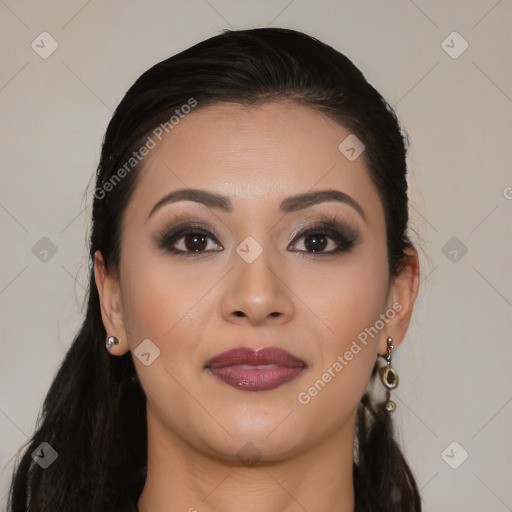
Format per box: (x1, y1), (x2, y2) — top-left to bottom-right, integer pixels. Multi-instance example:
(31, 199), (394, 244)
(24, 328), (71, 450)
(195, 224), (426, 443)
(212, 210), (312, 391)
(292, 243), (389, 410)
(118, 246), (222, 402)
(118, 250), (221, 437)
(294, 242), (389, 349)
(119, 245), (217, 343)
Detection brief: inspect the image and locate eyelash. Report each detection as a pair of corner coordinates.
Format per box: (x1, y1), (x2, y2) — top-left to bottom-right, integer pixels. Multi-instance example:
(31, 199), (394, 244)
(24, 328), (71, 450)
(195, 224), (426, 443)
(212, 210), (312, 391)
(156, 215), (359, 258)
(156, 222), (223, 257)
(290, 216), (359, 258)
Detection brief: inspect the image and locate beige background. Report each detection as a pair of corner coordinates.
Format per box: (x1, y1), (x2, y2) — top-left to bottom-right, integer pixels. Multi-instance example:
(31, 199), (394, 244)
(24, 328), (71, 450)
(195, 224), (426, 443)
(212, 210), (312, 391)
(1, 1), (511, 510)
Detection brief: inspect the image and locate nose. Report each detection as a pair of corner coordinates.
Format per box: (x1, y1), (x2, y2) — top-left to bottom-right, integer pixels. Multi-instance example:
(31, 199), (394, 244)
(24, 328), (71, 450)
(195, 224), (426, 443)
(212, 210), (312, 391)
(220, 247), (295, 326)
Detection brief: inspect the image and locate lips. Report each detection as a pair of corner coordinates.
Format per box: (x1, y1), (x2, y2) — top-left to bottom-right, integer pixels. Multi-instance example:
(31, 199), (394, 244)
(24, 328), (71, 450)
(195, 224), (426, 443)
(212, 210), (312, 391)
(205, 347), (306, 392)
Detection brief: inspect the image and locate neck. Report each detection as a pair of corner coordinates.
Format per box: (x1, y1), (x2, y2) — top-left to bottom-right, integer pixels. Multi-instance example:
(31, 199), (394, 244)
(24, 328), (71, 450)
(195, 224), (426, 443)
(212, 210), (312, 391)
(138, 411), (356, 512)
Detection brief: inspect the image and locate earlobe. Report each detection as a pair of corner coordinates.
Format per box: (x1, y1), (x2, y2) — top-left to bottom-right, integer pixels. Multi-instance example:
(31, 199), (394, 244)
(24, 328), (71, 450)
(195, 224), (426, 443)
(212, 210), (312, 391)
(379, 246), (420, 355)
(94, 250), (130, 355)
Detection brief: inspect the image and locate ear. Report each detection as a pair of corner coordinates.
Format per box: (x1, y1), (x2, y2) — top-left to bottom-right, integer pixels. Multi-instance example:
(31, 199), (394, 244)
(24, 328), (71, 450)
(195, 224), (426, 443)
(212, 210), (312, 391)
(378, 246), (420, 356)
(94, 250), (130, 355)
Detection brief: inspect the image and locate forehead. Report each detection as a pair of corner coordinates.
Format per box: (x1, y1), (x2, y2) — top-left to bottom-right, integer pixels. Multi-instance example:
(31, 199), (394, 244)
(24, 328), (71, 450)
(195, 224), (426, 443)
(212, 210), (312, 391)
(123, 101), (383, 223)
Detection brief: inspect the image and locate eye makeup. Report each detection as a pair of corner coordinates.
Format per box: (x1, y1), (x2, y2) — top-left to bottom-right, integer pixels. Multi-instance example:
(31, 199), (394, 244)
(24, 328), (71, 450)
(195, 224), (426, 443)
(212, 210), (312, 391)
(154, 213), (361, 258)
(155, 217), (223, 257)
(288, 213), (360, 258)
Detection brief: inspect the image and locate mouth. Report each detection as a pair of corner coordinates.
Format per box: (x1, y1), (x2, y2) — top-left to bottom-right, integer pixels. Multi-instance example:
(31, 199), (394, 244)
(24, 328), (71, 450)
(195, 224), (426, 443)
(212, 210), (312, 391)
(205, 346), (306, 392)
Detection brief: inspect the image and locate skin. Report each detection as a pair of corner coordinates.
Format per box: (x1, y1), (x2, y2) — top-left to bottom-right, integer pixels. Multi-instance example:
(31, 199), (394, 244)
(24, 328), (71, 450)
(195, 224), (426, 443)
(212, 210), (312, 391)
(94, 101), (419, 512)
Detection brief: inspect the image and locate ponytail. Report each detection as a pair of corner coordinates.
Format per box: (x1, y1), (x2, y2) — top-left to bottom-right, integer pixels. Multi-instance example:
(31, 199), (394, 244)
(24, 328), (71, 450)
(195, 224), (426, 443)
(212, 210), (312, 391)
(8, 278), (147, 512)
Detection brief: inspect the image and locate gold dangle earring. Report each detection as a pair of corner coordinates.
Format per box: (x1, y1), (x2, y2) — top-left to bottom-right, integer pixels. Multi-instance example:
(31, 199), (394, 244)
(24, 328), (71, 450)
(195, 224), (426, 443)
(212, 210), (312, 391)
(379, 336), (399, 412)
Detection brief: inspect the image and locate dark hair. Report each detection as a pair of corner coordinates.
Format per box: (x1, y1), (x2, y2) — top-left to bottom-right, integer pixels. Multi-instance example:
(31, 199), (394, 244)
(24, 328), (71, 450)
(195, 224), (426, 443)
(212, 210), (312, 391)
(8, 27), (421, 511)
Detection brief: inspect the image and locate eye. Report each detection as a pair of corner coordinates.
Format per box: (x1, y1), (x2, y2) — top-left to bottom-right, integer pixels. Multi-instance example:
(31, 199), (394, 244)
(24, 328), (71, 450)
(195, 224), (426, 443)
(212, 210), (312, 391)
(290, 230), (338, 253)
(288, 220), (358, 257)
(157, 223), (223, 255)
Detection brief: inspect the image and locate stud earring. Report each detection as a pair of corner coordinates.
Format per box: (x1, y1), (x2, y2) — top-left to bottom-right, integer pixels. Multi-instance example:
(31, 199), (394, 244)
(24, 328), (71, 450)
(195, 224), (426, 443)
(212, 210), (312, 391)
(106, 335), (119, 350)
(379, 336), (399, 412)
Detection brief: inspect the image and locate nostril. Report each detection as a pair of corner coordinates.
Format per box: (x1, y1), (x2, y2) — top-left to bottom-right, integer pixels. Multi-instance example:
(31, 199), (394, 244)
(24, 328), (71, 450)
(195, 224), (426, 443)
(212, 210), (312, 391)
(234, 311), (245, 317)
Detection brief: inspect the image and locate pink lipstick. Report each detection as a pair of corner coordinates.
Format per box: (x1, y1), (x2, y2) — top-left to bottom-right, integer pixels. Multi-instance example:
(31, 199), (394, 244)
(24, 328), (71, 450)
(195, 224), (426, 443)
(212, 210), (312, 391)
(205, 346), (306, 391)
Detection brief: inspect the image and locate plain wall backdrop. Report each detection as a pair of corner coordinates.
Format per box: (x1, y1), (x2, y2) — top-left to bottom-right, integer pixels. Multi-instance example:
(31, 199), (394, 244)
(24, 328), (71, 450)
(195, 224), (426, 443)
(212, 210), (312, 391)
(1, 1), (511, 510)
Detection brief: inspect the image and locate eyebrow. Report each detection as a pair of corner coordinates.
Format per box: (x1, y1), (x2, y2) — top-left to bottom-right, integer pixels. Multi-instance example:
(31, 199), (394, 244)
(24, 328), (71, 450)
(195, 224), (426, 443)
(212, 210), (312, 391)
(147, 189), (232, 222)
(280, 189), (366, 221)
(147, 188), (367, 222)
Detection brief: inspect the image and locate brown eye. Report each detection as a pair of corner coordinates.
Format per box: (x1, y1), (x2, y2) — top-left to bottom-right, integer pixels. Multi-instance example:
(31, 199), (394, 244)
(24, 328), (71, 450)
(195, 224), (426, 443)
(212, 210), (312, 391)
(183, 233), (208, 252)
(288, 222), (358, 257)
(158, 224), (223, 255)
(290, 230), (339, 253)
(303, 233), (328, 252)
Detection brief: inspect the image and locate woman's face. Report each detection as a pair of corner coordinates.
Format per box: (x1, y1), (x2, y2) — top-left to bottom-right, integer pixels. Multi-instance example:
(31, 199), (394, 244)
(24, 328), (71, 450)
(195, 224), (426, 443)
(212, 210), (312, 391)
(96, 101), (414, 461)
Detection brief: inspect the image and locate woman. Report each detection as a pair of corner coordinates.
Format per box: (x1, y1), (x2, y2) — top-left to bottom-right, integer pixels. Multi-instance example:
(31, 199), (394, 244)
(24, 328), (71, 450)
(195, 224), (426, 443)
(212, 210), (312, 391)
(8, 27), (421, 511)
